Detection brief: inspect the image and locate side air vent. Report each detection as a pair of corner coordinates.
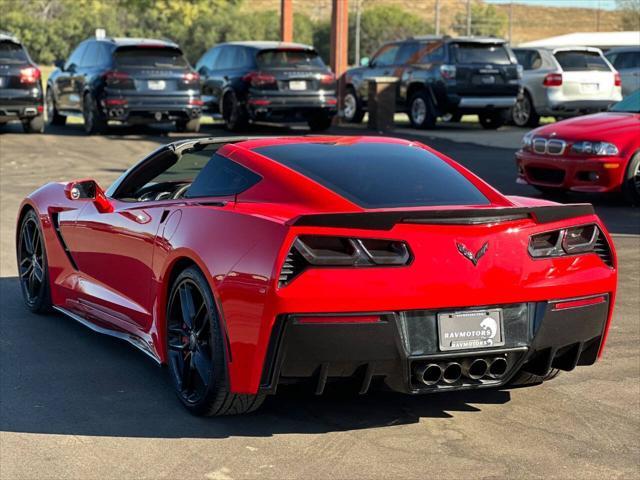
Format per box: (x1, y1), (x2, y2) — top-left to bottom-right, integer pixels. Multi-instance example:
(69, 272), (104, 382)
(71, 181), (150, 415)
(50, 212), (79, 270)
(594, 229), (614, 268)
(278, 245), (307, 287)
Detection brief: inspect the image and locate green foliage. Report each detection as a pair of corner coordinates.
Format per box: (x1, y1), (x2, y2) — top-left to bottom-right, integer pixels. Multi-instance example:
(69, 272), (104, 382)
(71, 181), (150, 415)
(451, 2), (507, 37)
(616, 0), (640, 30)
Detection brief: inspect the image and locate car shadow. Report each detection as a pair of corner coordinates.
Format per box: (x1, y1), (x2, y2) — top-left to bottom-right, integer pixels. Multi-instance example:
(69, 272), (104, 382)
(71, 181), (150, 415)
(0, 276), (512, 439)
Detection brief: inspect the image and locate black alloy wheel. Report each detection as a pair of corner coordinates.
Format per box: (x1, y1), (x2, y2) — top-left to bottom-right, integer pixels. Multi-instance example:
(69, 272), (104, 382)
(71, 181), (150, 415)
(17, 210), (51, 312)
(82, 93), (107, 135)
(46, 89), (66, 126)
(622, 152), (640, 205)
(511, 93), (540, 128)
(166, 266), (265, 415)
(478, 111), (506, 130)
(222, 91), (248, 131)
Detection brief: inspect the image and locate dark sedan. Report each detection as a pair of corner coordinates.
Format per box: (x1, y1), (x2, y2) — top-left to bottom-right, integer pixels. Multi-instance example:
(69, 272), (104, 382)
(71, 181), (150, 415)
(46, 36), (202, 134)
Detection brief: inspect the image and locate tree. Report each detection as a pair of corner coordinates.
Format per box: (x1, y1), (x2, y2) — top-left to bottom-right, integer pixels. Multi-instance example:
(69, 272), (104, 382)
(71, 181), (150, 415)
(616, 0), (640, 30)
(451, 2), (507, 37)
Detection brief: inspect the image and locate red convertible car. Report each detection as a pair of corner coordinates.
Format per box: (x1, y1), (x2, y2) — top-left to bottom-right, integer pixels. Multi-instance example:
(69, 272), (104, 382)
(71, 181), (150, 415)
(17, 136), (617, 415)
(516, 90), (640, 204)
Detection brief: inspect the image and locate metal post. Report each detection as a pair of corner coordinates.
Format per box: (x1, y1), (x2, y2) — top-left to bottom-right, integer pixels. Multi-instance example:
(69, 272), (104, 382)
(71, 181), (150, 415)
(435, 0), (441, 36)
(330, 0), (349, 121)
(355, 0), (362, 66)
(280, 0), (293, 43)
(466, 0), (472, 37)
(508, 2), (513, 43)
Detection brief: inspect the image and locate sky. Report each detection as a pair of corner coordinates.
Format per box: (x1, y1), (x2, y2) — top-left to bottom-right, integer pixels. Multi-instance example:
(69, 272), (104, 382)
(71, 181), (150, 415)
(486, 0), (617, 10)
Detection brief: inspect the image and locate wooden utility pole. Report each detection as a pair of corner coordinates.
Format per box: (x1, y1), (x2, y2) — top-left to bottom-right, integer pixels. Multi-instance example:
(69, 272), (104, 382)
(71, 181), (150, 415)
(280, 0), (293, 42)
(466, 0), (472, 37)
(355, 0), (362, 66)
(435, 0), (441, 36)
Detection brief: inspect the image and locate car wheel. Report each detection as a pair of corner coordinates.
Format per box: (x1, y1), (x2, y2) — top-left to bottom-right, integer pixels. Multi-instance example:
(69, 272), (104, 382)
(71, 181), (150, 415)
(166, 266), (265, 416)
(22, 115), (45, 134)
(621, 151), (640, 205)
(176, 118), (201, 133)
(17, 209), (52, 313)
(222, 91), (248, 132)
(478, 111), (506, 130)
(343, 87), (364, 123)
(441, 112), (462, 123)
(307, 112), (333, 132)
(408, 90), (436, 129)
(82, 93), (107, 135)
(511, 93), (540, 128)
(46, 89), (66, 126)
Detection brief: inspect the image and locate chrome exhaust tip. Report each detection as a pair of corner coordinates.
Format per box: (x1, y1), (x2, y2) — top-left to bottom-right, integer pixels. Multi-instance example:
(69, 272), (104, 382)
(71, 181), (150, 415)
(488, 357), (508, 378)
(416, 363), (443, 386)
(23, 107), (37, 116)
(442, 362), (462, 384)
(463, 358), (489, 380)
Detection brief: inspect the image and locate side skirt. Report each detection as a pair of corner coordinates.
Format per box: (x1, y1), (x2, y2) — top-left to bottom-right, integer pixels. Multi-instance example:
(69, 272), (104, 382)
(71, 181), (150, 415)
(53, 306), (161, 364)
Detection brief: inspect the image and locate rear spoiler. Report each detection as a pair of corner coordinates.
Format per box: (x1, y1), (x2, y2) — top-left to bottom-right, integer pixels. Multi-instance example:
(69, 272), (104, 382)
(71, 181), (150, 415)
(291, 204), (595, 231)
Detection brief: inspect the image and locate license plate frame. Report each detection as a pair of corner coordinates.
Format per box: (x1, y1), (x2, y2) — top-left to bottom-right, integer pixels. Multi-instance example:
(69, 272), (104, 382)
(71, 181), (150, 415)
(438, 309), (505, 351)
(148, 80), (166, 91)
(289, 80), (307, 91)
(580, 82), (599, 93)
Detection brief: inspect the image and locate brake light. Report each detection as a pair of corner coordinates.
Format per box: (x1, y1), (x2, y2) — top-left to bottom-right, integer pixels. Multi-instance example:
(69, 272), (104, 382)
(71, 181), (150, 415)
(243, 71), (277, 88)
(319, 73), (335, 85)
(528, 224), (604, 259)
(182, 72), (200, 84)
(614, 72), (621, 87)
(543, 73), (562, 87)
(188, 98), (204, 106)
(552, 295), (607, 311)
(19, 67), (40, 84)
(104, 70), (134, 89)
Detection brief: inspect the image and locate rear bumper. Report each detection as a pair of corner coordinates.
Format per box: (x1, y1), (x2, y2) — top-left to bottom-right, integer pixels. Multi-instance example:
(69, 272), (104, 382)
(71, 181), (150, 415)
(246, 93), (337, 120)
(100, 93), (202, 123)
(515, 150), (627, 192)
(0, 89), (43, 121)
(539, 94), (622, 116)
(260, 296), (611, 395)
(456, 96), (517, 109)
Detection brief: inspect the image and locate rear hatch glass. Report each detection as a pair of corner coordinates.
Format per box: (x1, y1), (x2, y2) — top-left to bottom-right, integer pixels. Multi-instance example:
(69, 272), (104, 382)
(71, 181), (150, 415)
(451, 43), (512, 65)
(114, 47), (188, 69)
(253, 142), (489, 208)
(0, 41), (31, 89)
(554, 50), (610, 71)
(113, 47), (191, 93)
(255, 49), (329, 93)
(256, 49), (325, 69)
(0, 42), (28, 64)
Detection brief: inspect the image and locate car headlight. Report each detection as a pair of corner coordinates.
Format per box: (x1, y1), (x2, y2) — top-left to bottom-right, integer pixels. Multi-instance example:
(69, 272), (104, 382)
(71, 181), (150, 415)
(521, 132), (534, 151)
(571, 141), (619, 156)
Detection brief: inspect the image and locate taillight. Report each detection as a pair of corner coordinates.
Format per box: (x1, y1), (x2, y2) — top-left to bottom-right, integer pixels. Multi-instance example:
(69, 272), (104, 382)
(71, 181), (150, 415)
(440, 64), (456, 80)
(319, 73), (335, 85)
(543, 73), (562, 87)
(104, 70), (134, 89)
(182, 71), (200, 85)
(528, 224), (611, 265)
(19, 67), (40, 84)
(614, 72), (621, 87)
(243, 71), (277, 88)
(278, 236), (412, 287)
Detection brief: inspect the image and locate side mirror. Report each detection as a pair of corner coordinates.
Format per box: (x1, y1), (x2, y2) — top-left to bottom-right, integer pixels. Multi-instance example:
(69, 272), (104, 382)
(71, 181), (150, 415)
(65, 179), (113, 213)
(54, 59), (65, 70)
(360, 57), (370, 67)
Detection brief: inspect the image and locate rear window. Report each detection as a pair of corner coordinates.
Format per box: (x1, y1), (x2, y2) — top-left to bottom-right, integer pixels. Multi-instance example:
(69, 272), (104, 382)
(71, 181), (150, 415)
(0, 42), (28, 64)
(554, 51), (610, 72)
(451, 43), (511, 65)
(254, 142), (489, 208)
(256, 49), (325, 69)
(114, 47), (188, 69)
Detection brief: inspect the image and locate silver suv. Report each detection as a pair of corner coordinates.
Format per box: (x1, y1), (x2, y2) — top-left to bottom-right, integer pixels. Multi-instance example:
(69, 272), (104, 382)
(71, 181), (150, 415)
(511, 47), (622, 127)
(605, 47), (640, 97)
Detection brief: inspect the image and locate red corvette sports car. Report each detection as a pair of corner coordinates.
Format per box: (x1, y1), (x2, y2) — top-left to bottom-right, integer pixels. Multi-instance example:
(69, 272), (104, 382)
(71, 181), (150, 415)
(17, 135), (617, 415)
(516, 90), (640, 204)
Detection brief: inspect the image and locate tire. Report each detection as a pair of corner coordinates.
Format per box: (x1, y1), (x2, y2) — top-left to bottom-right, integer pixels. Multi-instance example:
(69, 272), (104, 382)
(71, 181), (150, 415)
(511, 92), (540, 128)
(222, 91), (248, 132)
(22, 115), (45, 134)
(166, 266), (265, 416)
(478, 111), (506, 130)
(509, 368), (560, 387)
(176, 118), (201, 133)
(82, 93), (107, 135)
(621, 152), (640, 206)
(441, 112), (462, 123)
(343, 87), (364, 123)
(408, 90), (436, 129)
(16, 209), (52, 313)
(46, 89), (66, 126)
(307, 112), (333, 132)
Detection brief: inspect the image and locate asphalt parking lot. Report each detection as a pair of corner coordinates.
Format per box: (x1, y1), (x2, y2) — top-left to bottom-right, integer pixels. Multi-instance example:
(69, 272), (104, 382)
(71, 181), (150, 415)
(0, 120), (639, 480)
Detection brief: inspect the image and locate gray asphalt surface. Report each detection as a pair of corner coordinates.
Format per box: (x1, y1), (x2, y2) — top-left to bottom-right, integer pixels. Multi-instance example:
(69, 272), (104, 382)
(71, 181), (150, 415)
(0, 120), (638, 480)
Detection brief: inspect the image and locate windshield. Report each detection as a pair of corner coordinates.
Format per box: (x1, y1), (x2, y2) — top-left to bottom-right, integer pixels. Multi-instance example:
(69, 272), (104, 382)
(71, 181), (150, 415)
(114, 47), (188, 69)
(256, 49), (325, 69)
(451, 43), (511, 65)
(610, 91), (640, 113)
(554, 50), (610, 72)
(0, 41), (28, 64)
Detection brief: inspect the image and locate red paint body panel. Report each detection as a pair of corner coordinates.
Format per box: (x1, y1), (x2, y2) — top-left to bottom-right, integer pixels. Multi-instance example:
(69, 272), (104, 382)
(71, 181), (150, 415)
(516, 112), (640, 193)
(18, 136), (618, 395)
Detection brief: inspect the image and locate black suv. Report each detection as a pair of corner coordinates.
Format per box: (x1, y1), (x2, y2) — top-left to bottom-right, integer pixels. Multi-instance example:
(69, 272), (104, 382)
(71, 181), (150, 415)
(0, 32), (44, 133)
(47, 37), (202, 134)
(343, 36), (522, 129)
(195, 41), (337, 131)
